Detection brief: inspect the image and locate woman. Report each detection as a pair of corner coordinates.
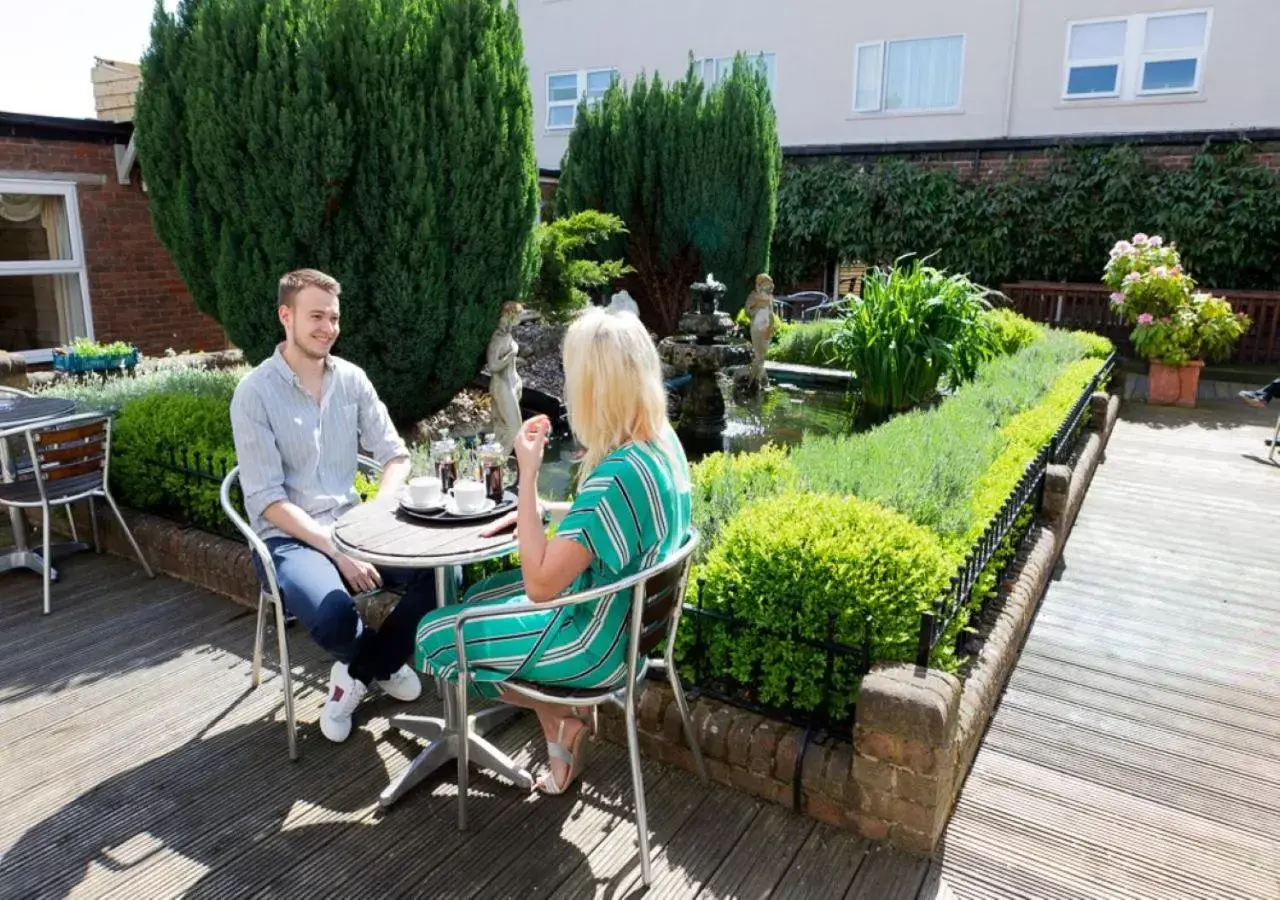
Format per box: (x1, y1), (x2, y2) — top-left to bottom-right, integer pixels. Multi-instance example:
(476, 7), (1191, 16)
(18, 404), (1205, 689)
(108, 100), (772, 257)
(414, 307), (692, 794)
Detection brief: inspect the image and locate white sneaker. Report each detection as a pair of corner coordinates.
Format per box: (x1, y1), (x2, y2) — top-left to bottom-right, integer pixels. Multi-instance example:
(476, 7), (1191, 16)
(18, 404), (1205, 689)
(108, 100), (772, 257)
(320, 661), (368, 743)
(375, 664), (422, 702)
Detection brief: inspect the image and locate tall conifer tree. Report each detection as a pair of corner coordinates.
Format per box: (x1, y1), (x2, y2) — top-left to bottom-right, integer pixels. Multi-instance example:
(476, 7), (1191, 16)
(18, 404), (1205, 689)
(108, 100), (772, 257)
(135, 0), (538, 421)
(556, 56), (781, 335)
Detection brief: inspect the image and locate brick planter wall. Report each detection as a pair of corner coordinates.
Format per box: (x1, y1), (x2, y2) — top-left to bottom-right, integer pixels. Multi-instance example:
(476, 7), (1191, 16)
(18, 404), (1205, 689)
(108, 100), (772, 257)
(0, 135), (227, 356)
(54, 391), (1123, 857)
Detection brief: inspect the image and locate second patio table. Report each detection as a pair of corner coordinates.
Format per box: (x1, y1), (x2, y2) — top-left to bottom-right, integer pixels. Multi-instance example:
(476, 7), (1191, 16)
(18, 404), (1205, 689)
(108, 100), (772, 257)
(331, 498), (532, 810)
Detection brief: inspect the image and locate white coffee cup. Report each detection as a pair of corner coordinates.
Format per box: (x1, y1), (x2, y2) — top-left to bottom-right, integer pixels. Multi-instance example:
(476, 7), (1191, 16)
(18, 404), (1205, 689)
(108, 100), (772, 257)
(407, 476), (442, 508)
(450, 478), (486, 513)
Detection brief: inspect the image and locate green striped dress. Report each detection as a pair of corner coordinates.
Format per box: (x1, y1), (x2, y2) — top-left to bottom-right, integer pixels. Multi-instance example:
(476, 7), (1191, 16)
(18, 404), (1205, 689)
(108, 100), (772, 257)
(413, 429), (692, 698)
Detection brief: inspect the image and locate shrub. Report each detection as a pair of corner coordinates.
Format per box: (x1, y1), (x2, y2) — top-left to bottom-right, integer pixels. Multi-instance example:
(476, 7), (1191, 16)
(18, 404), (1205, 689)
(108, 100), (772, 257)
(690, 444), (796, 557)
(791, 329), (1095, 539)
(982, 308), (1045, 356)
(556, 55), (781, 334)
(111, 391), (239, 535)
(686, 493), (955, 717)
(526, 210), (632, 323)
(1071, 330), (1115, 360)
(767, 319), (843, 368)
(135, 0), (539, 422)
(826, 258), (995, 421)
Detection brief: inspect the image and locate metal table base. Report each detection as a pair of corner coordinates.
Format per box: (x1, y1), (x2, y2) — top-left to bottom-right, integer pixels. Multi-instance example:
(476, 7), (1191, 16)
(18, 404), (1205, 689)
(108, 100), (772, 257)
(0, 539), (91, 580)
(379, 695), (533, 817)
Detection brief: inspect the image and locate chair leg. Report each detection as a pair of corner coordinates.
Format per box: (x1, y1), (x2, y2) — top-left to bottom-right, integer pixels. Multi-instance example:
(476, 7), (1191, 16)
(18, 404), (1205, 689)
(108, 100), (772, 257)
(252, 591), (268, 689)
(41, 506), (52, 616)
(624, 690), (653, 886)
(667, 667), (707, 782)
(274, 596), (298, 762)
(66, 505), (79, 544)
(455, 676), (470, 831)
(89, 496), (101, 553)
(1271, 414), (1280, 463)
(101, 490), (153, 577)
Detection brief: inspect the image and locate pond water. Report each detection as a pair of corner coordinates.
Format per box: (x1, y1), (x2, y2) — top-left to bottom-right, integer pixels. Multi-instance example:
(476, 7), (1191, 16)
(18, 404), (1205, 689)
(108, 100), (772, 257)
(534, 375), (857, 501)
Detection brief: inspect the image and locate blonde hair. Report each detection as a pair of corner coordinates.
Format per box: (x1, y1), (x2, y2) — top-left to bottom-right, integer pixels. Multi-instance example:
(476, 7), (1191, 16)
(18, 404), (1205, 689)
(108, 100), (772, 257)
(563, 307), (673, 482)
(278, 269), (341, 308)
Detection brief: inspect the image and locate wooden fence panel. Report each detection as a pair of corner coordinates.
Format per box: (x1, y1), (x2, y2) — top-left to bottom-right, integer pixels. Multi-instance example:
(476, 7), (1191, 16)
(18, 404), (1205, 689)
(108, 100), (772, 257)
(1001, 282), (1280, 365)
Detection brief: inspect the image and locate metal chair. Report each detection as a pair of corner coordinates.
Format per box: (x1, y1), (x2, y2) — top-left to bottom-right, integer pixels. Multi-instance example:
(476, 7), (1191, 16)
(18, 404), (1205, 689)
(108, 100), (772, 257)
(0, 412), (153, 614)
(1269, 413), (1280, 463)
(445, 530), (707, 886)
(219, 455), (383, 761)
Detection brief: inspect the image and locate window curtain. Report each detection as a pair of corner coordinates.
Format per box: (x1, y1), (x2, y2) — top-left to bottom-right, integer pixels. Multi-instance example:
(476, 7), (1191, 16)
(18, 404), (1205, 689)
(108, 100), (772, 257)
(40, 197), (84, 344)
(884, 37), (963, 110)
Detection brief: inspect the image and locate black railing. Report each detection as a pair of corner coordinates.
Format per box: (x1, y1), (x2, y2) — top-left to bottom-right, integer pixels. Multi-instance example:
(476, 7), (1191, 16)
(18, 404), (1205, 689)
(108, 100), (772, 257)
(673, 579), (873, 812)
(914, 352), (1116, 666)
(136, 443), (241, 541)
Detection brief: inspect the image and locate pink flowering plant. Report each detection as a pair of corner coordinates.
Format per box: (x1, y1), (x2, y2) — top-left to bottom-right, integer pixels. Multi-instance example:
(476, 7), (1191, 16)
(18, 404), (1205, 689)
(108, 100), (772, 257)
(1103, 232), (1250, 365)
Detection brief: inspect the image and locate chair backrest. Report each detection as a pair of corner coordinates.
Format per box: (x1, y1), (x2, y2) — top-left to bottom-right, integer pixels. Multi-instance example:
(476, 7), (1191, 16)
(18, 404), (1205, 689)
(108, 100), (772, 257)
(626, 530), (700, 664)
(836, 260), (867, 298)
(220, 455), (385, 599)
(20, 413), (111, 496)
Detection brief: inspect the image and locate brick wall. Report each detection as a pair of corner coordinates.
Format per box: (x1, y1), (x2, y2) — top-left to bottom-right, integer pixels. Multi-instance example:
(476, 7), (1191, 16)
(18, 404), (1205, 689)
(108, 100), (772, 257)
(0, 136), (227, 356)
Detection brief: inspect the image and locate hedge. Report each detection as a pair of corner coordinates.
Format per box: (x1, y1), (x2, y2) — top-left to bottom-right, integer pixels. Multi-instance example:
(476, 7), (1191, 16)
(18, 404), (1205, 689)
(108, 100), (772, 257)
(772, 142), (1280, 293)
(681, 329), (1113, 710)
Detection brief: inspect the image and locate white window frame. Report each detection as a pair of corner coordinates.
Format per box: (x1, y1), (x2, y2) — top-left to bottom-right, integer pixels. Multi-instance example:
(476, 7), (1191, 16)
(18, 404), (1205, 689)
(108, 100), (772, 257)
(1061, 16), (1127, 100)
(1062, 9), (1211, 102)
(693, 52), (778, 96)
(0, 179), (94, 364)
(545, 68), (618, 131)
(851, 34), (966, 115)
(1137, 9), (1212, 97)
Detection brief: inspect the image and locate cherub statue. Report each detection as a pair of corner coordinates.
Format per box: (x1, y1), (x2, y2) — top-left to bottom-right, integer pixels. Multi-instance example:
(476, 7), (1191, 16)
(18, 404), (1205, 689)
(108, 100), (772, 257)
(608, 289), (640, 317)
(488, 301), (524, 454)
(744, 273), (777, 389)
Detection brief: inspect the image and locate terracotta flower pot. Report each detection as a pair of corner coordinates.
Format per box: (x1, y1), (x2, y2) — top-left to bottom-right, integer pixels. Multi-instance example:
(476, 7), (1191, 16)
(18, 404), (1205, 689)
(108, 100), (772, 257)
(1147, 360), (1203, 407)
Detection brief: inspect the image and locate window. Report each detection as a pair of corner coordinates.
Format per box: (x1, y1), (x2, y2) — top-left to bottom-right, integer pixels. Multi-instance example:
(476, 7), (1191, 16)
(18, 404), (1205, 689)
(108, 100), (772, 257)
(853, 35), (964, 114)
(546, 68), (618, 130)
(694, 52), (777, 96)
(1064, 10), (1210, 101)
(0, 181), (91, 362)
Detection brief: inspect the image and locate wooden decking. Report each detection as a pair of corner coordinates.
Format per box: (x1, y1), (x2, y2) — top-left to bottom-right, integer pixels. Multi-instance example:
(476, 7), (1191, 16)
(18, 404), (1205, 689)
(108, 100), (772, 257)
(937, 394), (1280, 900)
(0, 554), (933, 899)
(4, 391), (1279, 899)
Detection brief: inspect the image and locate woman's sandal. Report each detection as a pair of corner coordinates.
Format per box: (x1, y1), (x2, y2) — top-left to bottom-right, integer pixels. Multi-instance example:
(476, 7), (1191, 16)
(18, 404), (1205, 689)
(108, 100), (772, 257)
(536, 715), (591, 795)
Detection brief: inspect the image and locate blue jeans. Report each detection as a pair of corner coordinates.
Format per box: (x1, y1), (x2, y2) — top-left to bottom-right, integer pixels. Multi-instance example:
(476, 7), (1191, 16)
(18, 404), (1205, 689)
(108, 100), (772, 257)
(261, 538), (439, 685)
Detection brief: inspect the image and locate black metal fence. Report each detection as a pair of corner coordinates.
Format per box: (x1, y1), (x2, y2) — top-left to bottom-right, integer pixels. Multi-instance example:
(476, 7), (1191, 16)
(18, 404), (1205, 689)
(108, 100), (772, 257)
(136, 444), (241, 541)
(914, 352), (1115, 667)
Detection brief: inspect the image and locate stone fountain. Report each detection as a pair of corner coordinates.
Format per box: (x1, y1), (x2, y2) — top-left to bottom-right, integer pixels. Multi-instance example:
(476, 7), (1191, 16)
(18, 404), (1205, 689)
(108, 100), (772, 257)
(658, 275), (751, 439)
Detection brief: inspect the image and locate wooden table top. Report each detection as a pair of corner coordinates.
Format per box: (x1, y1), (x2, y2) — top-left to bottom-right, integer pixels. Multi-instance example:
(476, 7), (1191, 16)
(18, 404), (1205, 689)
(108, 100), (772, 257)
(332, 499), (518, 567)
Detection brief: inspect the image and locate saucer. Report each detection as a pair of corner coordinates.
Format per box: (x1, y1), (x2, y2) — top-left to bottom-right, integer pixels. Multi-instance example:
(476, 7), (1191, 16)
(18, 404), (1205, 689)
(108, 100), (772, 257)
(445, 497), (496, 517)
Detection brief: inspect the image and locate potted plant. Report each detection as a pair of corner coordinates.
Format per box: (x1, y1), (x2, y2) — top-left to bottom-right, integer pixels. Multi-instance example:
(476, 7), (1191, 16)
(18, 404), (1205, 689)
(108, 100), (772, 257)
(1103, 234), (1250, 407)
(52, 338), (141, 376)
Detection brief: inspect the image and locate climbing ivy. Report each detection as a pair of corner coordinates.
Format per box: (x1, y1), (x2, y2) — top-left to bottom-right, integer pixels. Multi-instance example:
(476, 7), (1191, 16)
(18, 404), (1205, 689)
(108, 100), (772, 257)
(772, 142), (1280, 292)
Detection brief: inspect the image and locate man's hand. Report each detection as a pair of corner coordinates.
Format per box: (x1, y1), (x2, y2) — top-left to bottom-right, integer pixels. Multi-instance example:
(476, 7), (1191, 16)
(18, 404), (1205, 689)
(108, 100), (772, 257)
(335, 552), (382, 594)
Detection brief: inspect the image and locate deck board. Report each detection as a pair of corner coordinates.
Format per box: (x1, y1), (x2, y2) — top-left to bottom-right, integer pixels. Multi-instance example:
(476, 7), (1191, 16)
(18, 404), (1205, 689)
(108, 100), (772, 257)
(937, 399), (1280, 900)
(0, 550), (866, 900)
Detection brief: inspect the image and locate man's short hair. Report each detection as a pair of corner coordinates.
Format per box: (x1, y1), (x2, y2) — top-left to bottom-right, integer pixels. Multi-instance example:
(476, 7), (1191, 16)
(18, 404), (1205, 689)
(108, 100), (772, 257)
(278, 269), (341, 308)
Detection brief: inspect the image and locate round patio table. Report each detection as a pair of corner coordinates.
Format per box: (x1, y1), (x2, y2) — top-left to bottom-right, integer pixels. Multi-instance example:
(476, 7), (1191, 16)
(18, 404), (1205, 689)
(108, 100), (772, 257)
(0, 394), (84, 578)
(332, 499), (532, 810)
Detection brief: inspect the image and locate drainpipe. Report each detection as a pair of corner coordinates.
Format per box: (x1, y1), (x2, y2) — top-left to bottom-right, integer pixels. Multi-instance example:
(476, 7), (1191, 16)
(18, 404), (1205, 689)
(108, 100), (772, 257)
(1002, 0), (1024, 138)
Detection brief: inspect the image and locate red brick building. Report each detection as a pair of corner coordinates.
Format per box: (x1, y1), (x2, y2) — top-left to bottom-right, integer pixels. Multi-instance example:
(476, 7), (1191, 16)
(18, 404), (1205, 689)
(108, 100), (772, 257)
(0, 111), (226, 363)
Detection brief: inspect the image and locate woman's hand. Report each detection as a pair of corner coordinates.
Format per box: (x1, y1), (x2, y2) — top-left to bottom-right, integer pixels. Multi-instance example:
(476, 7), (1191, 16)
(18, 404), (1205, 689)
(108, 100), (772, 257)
(515, 415), (551, 482)
(479, 510), (519, 538)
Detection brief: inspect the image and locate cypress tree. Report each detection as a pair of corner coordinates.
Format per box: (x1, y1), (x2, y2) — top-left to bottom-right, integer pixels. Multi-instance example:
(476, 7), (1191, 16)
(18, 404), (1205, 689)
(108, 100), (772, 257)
(556, 55), (780, 335)
(134, 0), (538, 422)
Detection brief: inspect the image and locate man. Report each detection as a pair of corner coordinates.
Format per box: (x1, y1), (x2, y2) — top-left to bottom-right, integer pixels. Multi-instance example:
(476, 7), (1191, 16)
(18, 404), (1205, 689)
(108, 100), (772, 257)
(1239, 380), (1280, 408)
(231, 269), (435, 742)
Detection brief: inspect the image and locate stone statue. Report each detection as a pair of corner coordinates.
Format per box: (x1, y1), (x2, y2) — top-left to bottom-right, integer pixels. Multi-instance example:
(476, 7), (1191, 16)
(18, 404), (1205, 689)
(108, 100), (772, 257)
(744, 273), (777, 389)
(488, 301), (524, 454)
(608, 289), (639, 317)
